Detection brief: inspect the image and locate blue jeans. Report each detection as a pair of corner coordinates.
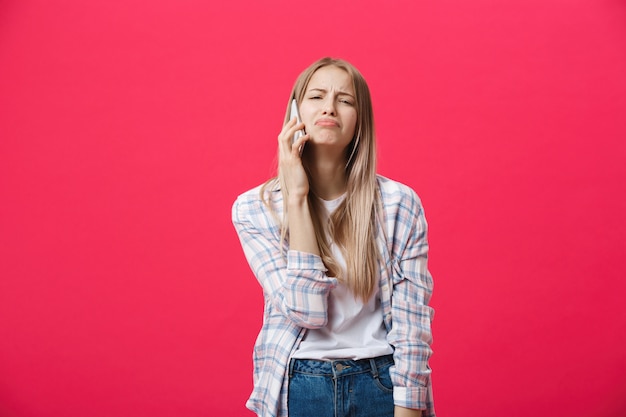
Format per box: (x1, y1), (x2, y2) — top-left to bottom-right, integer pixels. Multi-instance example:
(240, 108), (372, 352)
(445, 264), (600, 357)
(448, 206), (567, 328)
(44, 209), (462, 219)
(287, 355), (395, 417)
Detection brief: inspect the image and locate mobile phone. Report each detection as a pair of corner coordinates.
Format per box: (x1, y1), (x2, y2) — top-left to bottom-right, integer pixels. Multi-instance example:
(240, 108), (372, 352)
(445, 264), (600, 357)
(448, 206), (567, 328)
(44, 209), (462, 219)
(290, 99), (305, 144)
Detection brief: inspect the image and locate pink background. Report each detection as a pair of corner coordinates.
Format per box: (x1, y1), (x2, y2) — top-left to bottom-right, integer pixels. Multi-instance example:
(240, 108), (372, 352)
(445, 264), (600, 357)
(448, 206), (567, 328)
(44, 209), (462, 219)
(1, 0), (625, 416)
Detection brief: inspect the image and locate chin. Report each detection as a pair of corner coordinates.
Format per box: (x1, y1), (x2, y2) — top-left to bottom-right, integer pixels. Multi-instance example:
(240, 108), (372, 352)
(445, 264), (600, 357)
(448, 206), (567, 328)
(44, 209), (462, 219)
(311, 132), (345, 144)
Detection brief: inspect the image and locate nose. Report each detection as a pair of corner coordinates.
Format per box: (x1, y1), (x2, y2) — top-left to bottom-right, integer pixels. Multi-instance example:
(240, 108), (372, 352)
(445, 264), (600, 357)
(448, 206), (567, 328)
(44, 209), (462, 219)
(322, 98), (336, 115)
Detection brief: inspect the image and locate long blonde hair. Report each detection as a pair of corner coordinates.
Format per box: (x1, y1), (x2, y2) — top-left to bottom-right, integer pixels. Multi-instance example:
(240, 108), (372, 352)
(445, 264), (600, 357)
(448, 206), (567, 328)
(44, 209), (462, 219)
(262, 57), (380, 300)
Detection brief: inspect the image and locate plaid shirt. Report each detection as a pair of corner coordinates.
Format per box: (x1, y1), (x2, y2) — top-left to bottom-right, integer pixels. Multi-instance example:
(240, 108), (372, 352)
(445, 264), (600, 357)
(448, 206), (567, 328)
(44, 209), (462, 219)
(232, 175), (435, 417)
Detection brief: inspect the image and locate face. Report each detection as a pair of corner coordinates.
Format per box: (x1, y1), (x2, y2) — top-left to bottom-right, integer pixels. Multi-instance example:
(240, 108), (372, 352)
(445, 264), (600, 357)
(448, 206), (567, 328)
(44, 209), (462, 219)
(298, 66), (357, 151)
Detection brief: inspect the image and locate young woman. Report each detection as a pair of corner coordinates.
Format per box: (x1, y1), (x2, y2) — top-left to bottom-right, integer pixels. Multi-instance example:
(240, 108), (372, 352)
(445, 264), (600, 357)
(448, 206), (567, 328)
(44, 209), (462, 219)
(232, 57), (435, 417)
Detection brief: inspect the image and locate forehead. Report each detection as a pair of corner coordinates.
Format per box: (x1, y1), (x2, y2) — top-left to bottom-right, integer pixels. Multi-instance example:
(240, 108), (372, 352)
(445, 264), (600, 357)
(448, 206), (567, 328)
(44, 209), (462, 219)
(306, 66), (354, 94)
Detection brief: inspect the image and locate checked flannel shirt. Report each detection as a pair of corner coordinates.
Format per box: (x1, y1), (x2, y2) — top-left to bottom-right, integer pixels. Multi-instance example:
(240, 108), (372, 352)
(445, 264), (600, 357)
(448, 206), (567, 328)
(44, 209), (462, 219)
(232, 175), (435, 417)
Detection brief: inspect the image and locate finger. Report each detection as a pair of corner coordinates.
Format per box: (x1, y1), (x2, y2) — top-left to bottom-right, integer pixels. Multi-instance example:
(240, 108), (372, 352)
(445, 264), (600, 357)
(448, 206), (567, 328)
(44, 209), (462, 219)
(283, 117), (300, 132)
(277, 119), (295, 156)
(279, 120), (306, 149)
(278, 118), (297, 144)
(291, 134), (310, 156)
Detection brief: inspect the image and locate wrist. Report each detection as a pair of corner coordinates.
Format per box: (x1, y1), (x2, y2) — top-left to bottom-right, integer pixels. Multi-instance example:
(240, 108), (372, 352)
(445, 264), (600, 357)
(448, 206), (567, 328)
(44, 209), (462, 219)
(287, 194), (308, 207)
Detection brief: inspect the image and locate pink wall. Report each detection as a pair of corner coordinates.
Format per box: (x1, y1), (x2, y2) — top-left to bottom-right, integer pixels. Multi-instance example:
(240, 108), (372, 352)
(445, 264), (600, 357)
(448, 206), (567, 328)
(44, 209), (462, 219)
(1, 1), (625, 416)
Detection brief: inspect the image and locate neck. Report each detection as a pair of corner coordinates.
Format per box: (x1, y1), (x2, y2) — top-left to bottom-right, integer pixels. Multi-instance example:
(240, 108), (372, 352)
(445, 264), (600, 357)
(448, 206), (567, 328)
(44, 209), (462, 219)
(304, 147), (347, 200)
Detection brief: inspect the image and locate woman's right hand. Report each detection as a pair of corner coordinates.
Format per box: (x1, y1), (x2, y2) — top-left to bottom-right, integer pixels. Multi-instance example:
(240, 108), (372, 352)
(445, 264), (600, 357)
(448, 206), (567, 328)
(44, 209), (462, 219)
(278, 117), (310, 201)
(278, 117), (319, 255)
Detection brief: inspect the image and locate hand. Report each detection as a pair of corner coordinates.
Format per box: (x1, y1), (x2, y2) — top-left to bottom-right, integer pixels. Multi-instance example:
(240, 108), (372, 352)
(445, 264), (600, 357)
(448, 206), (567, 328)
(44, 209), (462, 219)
(394, 406), (422, 417)
(278, 117), (310, 200)
(278, 117), (318, 254)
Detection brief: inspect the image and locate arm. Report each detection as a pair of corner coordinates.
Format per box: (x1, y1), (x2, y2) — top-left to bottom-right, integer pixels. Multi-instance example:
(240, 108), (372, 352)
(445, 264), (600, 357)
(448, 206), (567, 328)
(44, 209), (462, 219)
(232, 194), (336, 329)
(232, 117), (335, 328)
(386, 187), (435, 414)
(279, 116), (318, 256)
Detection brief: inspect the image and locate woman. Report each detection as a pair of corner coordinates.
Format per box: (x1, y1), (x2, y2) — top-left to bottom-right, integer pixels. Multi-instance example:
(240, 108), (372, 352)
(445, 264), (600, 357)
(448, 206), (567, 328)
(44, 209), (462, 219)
(232, 57), (435, 417)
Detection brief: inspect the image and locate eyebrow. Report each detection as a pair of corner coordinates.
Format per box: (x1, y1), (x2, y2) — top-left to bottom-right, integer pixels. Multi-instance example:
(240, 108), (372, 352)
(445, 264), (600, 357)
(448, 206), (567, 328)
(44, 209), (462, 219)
(306, 88), (355, 98)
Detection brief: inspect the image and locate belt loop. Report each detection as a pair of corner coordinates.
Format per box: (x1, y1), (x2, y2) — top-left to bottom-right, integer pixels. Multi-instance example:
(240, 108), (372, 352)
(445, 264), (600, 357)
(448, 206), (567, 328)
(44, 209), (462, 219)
(369, 358), (379, 379)
(288, 358), (296, 378)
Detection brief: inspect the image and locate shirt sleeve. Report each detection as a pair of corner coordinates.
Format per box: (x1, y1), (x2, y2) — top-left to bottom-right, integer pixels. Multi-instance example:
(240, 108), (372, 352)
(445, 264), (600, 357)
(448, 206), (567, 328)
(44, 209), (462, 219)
(386, 189), (435, 413)
(232, 193), (337, 329)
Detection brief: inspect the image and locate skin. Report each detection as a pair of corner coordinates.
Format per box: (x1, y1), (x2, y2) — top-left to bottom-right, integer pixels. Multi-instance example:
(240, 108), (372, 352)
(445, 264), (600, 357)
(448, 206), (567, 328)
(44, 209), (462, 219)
(282, 65), (358, 202)
(277, 65), (422, 417)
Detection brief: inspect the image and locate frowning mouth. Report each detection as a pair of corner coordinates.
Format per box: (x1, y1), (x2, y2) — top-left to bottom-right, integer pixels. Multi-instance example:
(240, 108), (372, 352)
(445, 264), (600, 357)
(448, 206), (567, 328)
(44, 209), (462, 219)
(315, 118), (340, 127)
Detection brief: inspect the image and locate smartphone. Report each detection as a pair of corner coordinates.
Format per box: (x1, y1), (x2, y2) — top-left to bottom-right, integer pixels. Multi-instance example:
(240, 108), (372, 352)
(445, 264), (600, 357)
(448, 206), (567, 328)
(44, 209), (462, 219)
(290, 99), (305, 144)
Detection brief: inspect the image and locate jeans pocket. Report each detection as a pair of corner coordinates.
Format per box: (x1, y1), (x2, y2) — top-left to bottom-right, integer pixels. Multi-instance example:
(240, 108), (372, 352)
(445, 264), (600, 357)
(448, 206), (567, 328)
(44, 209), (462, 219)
(371, 362), (394, 393)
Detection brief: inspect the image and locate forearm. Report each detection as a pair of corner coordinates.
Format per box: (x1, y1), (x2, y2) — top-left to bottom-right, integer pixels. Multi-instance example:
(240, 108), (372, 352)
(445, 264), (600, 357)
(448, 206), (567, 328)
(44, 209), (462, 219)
(287, 195), (319, 255)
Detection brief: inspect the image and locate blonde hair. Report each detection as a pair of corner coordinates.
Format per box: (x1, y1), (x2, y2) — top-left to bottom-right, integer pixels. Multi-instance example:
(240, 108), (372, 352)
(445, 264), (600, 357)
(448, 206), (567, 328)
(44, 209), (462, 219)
(262, 57), (380, 300)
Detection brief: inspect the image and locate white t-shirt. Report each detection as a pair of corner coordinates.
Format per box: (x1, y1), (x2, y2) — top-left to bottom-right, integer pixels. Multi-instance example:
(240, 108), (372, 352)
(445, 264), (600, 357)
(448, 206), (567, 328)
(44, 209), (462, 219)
(291, 195), (393, 360)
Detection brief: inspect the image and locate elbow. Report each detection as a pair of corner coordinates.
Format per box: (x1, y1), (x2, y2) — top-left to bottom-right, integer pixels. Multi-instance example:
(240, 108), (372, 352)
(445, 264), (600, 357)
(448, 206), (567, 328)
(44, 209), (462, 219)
(285, 308), (328, 329)
(300, 316), (328, 329)
(278, 279), (333, 329)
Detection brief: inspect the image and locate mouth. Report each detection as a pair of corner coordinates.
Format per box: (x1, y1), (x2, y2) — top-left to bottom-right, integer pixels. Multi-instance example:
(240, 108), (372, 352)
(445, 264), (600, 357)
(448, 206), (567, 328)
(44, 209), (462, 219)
(315, 118), (340, 127)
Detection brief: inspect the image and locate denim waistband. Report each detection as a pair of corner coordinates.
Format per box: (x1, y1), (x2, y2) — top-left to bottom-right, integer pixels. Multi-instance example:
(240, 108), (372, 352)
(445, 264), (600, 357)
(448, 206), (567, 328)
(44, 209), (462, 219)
(289, 354), (394, 378)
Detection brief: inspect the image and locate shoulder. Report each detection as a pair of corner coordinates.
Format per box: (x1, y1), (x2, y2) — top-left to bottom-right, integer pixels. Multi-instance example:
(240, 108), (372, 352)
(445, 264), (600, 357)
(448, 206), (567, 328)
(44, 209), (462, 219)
(232, 179), (283, 224)
(376, 174), (423, 213)
(375, 176), (429, 257)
